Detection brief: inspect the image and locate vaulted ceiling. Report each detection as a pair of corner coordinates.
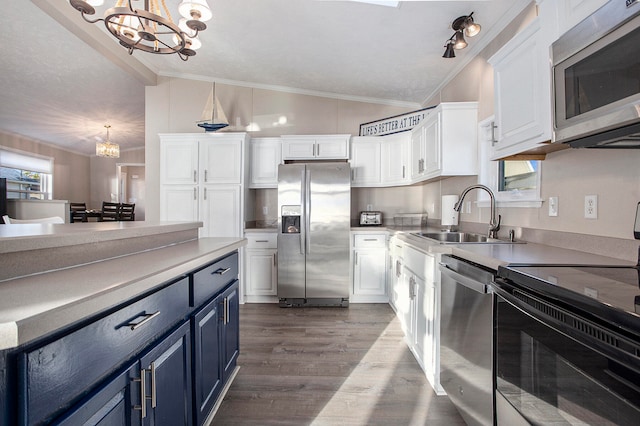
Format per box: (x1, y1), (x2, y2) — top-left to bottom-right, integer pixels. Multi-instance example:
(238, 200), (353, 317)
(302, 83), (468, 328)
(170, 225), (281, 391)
(0, 0), (527, 156)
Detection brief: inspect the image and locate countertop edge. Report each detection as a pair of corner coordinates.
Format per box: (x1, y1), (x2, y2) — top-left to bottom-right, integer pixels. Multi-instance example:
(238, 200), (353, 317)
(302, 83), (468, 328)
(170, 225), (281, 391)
(0, 237), (246, 350)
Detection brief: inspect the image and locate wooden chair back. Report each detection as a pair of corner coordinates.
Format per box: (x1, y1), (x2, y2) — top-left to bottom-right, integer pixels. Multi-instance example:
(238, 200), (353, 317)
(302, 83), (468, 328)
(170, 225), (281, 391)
(69, 202), (87, 223)
(119, 203), (135, 221)
(100, 202), (120, 221)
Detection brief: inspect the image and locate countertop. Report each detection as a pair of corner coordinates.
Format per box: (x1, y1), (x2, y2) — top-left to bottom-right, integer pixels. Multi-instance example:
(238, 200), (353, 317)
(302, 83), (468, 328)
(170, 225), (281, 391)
(395, 232), (635, 270)
(0, 237), (246, 350)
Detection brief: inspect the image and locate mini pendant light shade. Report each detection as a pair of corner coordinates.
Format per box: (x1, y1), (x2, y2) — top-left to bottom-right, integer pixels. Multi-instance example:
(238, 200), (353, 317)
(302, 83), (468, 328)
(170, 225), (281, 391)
(453, 31), (467, 50)
(96, 125), (120, 158)
(442, 40), (455, 58)
(443, 12), (481, 58)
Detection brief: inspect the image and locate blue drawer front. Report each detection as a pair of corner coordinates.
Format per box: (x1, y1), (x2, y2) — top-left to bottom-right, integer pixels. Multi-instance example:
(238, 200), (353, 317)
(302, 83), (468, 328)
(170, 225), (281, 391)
(23, 277), (190, 425)
(192, 252), (238, 307)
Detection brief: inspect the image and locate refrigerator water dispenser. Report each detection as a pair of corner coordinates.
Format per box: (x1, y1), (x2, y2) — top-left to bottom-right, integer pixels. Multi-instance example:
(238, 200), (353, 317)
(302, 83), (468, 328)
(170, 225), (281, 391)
(281, 205), (301, 233)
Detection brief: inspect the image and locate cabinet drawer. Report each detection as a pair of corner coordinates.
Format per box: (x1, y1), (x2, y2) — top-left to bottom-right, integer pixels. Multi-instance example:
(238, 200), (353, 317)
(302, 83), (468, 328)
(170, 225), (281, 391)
(245, 232), (277, 249)
(23, 277), (190, 425)
(353, 234), (386, 248)
(192, 252), (239, 306)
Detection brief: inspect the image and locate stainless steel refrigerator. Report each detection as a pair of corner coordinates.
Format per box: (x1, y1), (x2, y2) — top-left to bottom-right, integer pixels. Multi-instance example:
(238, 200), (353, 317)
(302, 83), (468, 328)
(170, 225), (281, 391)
(277, 162), (351, 307)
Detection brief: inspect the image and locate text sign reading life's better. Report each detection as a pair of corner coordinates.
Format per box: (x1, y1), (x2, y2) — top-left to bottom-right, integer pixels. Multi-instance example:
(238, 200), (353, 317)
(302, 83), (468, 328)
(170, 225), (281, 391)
(359, 106), (435, 136)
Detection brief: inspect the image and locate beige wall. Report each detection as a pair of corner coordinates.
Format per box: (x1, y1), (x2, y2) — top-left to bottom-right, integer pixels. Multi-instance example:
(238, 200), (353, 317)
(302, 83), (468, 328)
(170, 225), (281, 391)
(145, 77), (414, 221)
(0, 130), (90, 204)
(89, 148), (144, 210)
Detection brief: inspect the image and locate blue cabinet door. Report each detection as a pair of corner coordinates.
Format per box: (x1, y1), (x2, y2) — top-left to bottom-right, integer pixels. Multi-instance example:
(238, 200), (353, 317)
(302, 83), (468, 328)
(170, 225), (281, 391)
(192, 293), (222, 425)
(221, 281), (240, 383)
(140, 321), (192, 426)
(53, 363), (141, 426)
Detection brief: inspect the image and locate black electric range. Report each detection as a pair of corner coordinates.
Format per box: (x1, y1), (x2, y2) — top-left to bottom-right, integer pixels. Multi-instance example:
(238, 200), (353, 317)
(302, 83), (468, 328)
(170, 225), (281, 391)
(497, 263), (640, 335)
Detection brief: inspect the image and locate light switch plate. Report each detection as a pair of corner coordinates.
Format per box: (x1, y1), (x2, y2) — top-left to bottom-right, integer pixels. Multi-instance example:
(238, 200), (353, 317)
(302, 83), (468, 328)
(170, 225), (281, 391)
(548, 196), (558, 217)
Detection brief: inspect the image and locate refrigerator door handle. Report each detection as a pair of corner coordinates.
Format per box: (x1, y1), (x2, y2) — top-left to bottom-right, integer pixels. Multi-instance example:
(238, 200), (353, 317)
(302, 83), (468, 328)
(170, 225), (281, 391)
(305, 169), (312, 253)
(299, 168), (306, 255)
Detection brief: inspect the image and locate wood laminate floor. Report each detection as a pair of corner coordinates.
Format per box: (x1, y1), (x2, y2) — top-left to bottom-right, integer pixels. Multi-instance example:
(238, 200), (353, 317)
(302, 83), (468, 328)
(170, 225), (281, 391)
(212, 303), (465, 425)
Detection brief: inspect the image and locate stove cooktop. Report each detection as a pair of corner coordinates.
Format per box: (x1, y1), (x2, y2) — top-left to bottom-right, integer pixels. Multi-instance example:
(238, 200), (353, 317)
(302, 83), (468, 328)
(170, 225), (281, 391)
(498, 264), (640, 334)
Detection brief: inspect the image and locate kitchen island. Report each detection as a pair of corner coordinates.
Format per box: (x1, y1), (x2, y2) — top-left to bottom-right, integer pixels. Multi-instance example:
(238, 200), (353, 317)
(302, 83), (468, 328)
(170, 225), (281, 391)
(0, 221), (246, 425)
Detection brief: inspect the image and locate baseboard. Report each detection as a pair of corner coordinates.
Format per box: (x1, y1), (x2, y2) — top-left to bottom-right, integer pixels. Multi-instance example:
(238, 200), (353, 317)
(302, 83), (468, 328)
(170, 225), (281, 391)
(204, 366), (240, 426)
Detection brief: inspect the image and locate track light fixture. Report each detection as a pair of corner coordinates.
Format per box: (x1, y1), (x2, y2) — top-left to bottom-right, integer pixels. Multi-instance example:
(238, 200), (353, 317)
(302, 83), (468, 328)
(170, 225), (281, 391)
(442, 12), (481, 58)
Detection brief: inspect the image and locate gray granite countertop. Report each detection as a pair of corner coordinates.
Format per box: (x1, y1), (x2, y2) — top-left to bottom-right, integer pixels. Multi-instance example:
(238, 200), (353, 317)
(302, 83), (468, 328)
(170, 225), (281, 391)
(0, 237), (246, 350)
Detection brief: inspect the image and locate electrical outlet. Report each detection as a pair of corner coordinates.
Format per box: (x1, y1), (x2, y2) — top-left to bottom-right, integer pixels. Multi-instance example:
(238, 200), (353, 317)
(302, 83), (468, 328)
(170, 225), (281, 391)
(548, 196), (558, 217)
(584, 195), (598, 219)
(262, 206), (269, 215)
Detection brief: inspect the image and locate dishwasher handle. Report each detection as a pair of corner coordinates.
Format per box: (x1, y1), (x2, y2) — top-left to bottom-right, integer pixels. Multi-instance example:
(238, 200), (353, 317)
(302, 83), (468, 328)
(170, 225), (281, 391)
(439, 263), (491, 294)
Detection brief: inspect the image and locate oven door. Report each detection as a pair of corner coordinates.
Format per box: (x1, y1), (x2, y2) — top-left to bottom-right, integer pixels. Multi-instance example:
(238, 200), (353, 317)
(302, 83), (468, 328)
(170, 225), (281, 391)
(493, 281), (640, 425)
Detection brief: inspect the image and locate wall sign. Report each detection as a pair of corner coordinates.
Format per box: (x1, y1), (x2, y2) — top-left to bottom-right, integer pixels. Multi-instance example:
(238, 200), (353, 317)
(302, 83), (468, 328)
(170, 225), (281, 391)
(359, 106), (435, 136)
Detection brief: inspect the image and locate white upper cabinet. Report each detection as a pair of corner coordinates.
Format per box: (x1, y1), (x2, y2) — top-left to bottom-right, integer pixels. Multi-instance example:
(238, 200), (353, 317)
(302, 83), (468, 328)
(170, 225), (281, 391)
(201, 137), (244, 184)
(160, 139), (199, 185)
(350, 137), (382, 187)
(249, 138), (282, 188)
(281, 135), (350, 160)
(410, 102), (478, 181)
(488, 2), (560, 159)
(556, 0), (608, 36)
(381, 132), (410, 186)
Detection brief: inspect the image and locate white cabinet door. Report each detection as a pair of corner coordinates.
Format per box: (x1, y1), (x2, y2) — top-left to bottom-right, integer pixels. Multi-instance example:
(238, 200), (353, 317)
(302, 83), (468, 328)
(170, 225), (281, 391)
(282, 140), (316, 159)
(410, 127), (425, 181)
(489, 18), (553, 159)
(160, 186), (198, 221)
(353, 248), (387, 299)
(160, 138), (198, 185)
(315, 138), (349, 159)
(200, 138), (243, 184)
(249, 138), (281, 188)
(557, 0), (608, 36)
(423, 113), (441, 175)
(381, 133), (409, 185)
(350, 138), (381, 187)
(245, 249), (277, 296)
(200, 185), (241, 238)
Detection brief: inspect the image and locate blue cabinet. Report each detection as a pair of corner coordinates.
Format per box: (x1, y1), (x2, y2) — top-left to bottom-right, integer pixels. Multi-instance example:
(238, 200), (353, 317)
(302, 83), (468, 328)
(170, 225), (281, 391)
(0, 250), (240, 426)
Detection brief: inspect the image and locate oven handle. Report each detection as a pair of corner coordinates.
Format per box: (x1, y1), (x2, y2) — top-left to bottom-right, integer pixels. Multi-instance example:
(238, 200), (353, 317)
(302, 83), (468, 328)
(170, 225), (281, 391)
(439, 263), (490, 294)
(494, 277), (640, 372)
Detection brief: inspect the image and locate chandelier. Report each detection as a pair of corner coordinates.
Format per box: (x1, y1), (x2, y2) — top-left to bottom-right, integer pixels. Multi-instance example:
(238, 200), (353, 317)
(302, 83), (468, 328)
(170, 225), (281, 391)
(69, 0), (212, 61)
(443, 12), (481, 58)
(96, 125), (120, 158)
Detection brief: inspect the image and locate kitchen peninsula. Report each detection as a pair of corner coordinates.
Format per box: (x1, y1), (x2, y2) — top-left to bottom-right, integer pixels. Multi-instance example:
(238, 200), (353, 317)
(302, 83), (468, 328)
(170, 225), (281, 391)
(0, 221), (246, 425)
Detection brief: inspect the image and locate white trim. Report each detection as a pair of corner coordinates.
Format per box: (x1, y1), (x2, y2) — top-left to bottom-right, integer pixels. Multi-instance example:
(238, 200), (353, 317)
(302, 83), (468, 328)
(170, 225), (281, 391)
(157, 72), (422, 109)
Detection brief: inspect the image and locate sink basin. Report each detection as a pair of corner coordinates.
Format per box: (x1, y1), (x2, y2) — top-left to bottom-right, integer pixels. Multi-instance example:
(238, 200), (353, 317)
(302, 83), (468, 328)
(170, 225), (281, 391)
(410, 231), (518, 244)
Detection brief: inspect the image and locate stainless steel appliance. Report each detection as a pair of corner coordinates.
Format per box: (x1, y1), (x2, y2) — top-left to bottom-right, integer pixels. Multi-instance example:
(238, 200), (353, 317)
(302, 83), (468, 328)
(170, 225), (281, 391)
(439, 255), (495, 426)
(552, 0), (640, 148)
(359, 211), (382, 226)
(494, 264), (640, 425)
(277, 162), (351, 307)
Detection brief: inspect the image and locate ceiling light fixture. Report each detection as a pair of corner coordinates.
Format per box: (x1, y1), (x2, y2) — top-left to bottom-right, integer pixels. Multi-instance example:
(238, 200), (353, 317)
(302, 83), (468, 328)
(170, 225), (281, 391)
(68, 0), (212, 61)
(96, 125), (120, 158)
(442, 12), (481, 59)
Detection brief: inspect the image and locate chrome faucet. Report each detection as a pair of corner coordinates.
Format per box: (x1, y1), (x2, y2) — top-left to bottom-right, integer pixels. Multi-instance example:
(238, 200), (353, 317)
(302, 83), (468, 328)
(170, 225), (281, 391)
(453, 184), (501, 239)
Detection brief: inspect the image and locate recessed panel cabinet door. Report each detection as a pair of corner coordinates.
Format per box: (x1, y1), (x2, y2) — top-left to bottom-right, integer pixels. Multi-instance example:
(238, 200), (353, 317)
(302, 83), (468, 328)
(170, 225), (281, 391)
(192, 295), (222, 426)
(139, 322), (192, 426)
(200, 185), (241, 238)
(221, 283), (240, 383)
(200, 139), (243, 184)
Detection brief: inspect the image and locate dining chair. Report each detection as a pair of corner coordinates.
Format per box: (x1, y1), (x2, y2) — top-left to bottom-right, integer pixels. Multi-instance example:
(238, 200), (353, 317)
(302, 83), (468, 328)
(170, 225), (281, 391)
(119, 203), (135, 221)
(2, 215), (64, 224)
(69, 202), (88, 223)
(100, 202), (120, 221)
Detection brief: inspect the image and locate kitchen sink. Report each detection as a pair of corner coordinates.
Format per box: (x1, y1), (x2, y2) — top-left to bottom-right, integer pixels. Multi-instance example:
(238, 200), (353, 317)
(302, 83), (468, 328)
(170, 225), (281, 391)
(410, 231), (521, 244)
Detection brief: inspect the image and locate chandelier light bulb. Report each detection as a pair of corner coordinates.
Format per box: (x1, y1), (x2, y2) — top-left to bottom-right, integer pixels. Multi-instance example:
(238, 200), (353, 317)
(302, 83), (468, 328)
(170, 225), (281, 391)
(464, 17), (481, 37)
(178, 0), (213, 22)
(453, 31), (467, 50)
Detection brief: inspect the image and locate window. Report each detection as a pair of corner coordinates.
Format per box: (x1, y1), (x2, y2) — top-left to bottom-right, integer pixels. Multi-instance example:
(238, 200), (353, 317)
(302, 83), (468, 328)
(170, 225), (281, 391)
(477, 117), (542, 207)
(0, 148), (53, 200)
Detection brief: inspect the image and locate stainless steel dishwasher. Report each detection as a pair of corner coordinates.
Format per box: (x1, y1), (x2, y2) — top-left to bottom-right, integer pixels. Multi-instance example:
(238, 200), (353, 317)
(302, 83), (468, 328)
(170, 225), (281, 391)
(439, 254), (495, 426)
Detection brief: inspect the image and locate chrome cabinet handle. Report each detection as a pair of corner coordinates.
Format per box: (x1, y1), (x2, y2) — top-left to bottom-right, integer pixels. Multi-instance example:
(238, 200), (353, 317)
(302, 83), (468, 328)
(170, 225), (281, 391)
(316, 143), (320, 157)
(402, 166), (405, 179)
(212, 267), (231, 275)
(133, 369), (147, 419)
(150, 362), (157, 408)
(255, 239), (269, 243)
(364, 238), (377, 241)
(126, 311), (161, 330)
(204, 187), (207, 200)
(193, 170), (197, 183)
(204, 169), (208, 182)
(193, 187), (197, 200)
(355, 252), (358, 265)
(223, 297), (229, 324)
(273, 253), (277, 267)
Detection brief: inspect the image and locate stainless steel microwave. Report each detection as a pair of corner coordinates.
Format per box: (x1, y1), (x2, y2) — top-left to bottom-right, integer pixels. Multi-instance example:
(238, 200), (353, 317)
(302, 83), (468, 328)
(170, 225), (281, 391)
(552, 0), (640, 148)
